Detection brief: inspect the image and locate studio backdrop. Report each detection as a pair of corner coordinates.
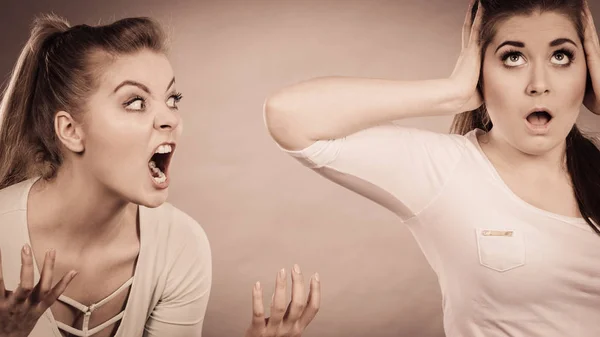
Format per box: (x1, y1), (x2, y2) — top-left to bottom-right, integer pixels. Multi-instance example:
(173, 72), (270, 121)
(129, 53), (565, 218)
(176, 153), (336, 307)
(1, 0), (599, 336)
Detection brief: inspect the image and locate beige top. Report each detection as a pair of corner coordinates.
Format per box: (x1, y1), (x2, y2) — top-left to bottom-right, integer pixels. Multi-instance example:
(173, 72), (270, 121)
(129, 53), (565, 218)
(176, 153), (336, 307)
(280, 123), (600, 337)
(0, 177), (212, 337)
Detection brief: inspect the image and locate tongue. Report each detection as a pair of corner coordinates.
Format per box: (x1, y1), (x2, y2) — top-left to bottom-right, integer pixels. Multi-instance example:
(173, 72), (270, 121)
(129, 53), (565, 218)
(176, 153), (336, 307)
(527, 112), (549, 126)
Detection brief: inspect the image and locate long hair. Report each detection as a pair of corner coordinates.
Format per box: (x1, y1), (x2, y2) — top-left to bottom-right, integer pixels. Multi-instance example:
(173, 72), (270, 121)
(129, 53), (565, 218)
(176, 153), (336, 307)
(449, 0), (600, 234)
(0, 13), (167, 190)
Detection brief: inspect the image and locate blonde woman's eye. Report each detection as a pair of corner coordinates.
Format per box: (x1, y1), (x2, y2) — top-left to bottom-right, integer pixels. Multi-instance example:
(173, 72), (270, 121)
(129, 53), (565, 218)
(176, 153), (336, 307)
(167, 93), (183, 109)
(129, 100), (143, 110)
(124, 97), (146, 111)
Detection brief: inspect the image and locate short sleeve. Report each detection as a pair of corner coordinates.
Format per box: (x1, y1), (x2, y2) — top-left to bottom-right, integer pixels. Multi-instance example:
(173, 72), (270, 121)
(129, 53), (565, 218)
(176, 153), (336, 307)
(143, 212), (212, 337)
(281, 123), (468, 221)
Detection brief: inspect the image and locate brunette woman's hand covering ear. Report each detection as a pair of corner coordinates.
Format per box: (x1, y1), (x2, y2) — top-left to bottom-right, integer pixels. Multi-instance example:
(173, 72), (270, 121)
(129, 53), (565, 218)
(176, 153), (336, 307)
(583, 0), (600, 114)
(449, 0), (485, 113)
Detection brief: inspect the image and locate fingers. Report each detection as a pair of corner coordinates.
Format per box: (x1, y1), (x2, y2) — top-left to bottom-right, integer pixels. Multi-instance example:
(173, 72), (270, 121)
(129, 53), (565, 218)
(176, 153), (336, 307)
(246, 267), (320, 337)
(10, 245), (35, 305)
(265, 268), (287, 333)
(0, 248), (5, 298)
(43, 270), (77, 308)
(284, 264), (305, 322)
(582, 0), (600, 114)
(584, 0), (600, 54)
(468, 0), (483, 48)
(462, 0), (476, 49)
(462, 0), (482, 49)
(36, 250), (56, 298)
(298, 274), (321, 328)
(250, 281), (266, 332)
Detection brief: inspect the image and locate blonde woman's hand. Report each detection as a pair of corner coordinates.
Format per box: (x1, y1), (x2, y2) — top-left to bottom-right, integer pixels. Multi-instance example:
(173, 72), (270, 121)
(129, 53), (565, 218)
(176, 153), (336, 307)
(245, 265), (320, 337)
(450, 0), (485, 112)
(0, 245), (77, 337)
(583, 0), (600, 115)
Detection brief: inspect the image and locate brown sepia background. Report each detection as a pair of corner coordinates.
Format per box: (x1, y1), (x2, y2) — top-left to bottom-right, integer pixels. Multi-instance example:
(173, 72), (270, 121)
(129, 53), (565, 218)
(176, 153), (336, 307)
(2, 0), (599, 336)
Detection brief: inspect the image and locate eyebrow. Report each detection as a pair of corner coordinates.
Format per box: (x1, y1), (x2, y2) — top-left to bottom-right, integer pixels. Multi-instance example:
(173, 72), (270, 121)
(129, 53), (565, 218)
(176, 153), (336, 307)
(113, 77), (176, 94)
(494, 38), (578, 53)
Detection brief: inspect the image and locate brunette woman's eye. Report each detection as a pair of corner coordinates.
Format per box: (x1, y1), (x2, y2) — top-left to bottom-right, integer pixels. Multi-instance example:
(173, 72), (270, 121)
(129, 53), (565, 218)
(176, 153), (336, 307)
(501, 50), (526, 67)
(551, 49), (575, 66)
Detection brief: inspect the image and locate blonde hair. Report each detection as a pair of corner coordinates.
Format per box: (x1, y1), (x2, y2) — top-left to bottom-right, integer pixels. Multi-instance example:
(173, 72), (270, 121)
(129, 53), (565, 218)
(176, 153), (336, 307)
(0, 13), (167, 189)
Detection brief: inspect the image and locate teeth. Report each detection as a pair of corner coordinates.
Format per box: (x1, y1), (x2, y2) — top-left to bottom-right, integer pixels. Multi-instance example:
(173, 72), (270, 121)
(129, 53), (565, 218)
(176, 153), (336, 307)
(148, 160), (167, 184)
(153, 171), (166, 184)
(155, 144), (172, 154)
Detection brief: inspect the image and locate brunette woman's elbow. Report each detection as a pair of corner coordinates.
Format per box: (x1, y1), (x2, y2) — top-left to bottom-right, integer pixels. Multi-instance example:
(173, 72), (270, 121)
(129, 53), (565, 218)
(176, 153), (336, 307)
(263, 93), (313, 151)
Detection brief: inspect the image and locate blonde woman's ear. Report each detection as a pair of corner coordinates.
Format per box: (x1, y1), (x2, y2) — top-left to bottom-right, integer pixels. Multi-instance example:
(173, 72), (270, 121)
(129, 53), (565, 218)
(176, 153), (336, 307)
(54, 111), (85, 153)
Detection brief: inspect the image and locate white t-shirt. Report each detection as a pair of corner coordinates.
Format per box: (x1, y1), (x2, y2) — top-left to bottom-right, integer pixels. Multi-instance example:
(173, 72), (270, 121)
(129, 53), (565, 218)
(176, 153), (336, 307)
(280, 123), (600, 337)
(0, 177), (212, 337)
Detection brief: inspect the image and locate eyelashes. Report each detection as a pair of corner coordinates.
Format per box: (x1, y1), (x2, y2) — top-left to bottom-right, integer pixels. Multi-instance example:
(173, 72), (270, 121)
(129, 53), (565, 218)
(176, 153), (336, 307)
(171, 92), (183, 102)
(123, 92), (183, 111)
(166, 92), (183, 109)
(555, 48), (575, 62)
(123, 95), (146, 110)
(500, 48), (576, 67)
(500, 49), (520, 63)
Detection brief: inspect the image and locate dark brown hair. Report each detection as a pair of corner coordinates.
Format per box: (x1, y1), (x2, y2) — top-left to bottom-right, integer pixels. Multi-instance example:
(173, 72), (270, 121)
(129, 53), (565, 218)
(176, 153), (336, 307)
(450, 0), (600, 234)
(0, 13), (167, 190)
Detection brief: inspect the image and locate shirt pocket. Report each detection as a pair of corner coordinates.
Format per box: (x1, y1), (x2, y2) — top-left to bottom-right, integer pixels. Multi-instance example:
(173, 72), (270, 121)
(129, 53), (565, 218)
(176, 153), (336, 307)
(475, 228), (526, 272)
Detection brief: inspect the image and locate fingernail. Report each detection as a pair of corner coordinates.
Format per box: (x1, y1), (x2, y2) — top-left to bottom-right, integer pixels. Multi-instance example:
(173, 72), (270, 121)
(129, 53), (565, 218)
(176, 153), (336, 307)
(279, 268), (285, 279)
(293, 264), (301, 274)
(22, 244), (31, 256)
(49, 249), (56, 259)
(314, 273), (320, 282)
(71, 271), (78, 279)
(255, 281), (261, 291)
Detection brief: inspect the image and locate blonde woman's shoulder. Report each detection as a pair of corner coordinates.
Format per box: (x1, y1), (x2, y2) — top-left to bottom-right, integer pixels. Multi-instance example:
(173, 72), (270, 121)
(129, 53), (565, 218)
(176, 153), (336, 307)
(0, 177), (38, 216)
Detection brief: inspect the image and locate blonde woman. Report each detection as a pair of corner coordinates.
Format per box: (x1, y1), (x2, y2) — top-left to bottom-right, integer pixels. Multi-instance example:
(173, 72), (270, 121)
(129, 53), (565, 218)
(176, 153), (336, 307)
(0, 14), (320, 337)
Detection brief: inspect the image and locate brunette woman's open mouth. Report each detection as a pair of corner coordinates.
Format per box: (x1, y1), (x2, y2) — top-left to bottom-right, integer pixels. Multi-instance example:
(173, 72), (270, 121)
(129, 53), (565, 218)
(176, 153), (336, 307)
(524, 108), (553, 134)
(148, 143), (175, 188)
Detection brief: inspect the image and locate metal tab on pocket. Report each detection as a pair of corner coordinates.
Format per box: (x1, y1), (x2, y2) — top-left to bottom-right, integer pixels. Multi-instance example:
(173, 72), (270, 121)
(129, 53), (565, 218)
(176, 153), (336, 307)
(476, 228), (525, 272)
(481, 230), (514, 237)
